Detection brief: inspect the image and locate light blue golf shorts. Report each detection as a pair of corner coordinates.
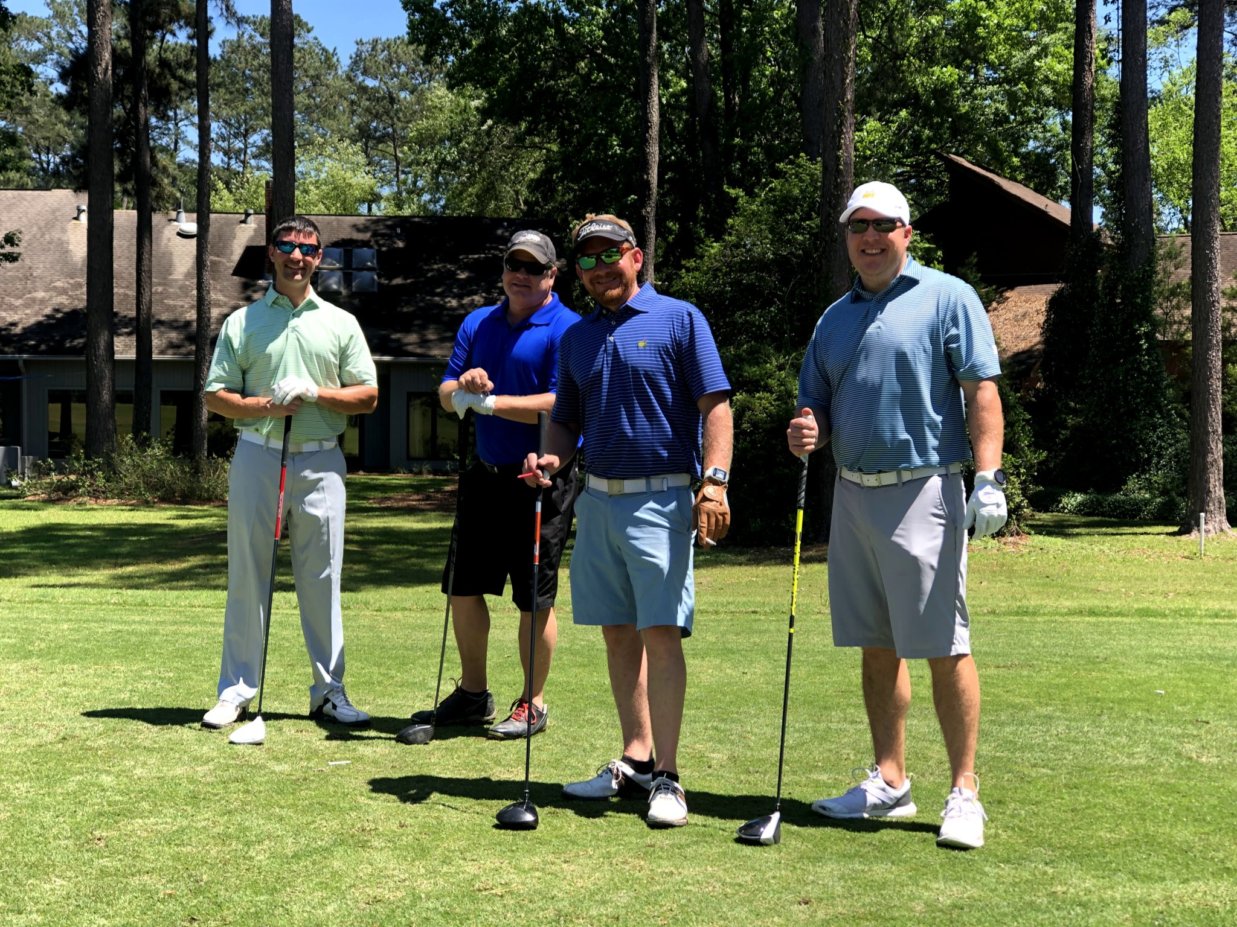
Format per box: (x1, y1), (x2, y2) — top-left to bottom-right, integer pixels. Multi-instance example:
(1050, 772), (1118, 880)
(569, 483), (695, 637)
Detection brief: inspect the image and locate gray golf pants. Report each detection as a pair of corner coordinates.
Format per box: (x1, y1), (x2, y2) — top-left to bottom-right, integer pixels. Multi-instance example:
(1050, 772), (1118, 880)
(216, 438), (348, 707)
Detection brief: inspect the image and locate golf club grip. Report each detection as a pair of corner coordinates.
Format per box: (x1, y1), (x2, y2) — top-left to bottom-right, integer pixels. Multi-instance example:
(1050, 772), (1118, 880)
(789, 456), (809, 619)
(275, 415), (293, 540)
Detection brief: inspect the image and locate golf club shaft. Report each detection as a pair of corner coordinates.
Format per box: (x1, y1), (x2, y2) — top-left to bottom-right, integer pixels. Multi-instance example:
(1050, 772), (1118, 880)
(520, 410), (549, 800)
(773, 455), (810, 808)
(254, 415), (294, 718)
(427, 415), (469, 725)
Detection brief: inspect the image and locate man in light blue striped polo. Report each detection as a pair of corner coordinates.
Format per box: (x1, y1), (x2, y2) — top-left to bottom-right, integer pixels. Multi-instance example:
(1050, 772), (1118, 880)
(202, 215), (378, 733)
(524, 214), (733, 828)
(787, 181), (1006, 850)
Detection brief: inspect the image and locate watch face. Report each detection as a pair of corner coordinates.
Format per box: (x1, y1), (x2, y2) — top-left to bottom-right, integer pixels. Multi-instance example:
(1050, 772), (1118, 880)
(993, 468), (1007, 486)
(706, 467), (729, 483)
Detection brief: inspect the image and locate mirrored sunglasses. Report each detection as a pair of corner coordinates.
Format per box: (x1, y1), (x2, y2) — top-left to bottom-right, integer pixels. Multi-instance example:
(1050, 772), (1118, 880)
(273, 240), (322, 257)
(576, 246), (630, 271)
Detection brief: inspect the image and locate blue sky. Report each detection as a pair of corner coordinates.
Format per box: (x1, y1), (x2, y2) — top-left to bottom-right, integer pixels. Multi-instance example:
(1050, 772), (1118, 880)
(6, 0), (410, 60)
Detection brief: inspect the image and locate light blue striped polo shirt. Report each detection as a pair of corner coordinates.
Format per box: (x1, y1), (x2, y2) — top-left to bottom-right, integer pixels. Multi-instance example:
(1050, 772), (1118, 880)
(206, 284), (378, 442)
(554, 283), (731, 478)
(797, 256), (1000, 472)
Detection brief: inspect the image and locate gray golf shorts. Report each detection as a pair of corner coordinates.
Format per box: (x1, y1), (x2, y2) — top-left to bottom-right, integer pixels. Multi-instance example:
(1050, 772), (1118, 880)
(827, 471), (971, 658)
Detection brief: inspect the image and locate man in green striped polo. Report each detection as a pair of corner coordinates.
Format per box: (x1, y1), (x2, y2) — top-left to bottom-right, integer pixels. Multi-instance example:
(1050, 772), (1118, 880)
(201, 215), (379, 732)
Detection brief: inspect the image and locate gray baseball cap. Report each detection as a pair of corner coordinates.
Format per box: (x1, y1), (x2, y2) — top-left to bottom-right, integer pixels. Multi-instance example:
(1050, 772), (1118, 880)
(573, 218), (637, 248)
(505, 229), (556, 265)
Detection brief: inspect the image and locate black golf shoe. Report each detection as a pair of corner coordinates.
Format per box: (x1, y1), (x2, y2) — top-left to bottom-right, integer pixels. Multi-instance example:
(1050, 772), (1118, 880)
(487, 699), (548, 739)
(408, 684), (495, 726)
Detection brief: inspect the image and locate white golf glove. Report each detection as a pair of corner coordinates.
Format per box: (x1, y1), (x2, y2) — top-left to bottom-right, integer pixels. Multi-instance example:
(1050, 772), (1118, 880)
(964, 470), (1008, 538)
(449, 390), (496, 418)
(271, 376), (319, 405)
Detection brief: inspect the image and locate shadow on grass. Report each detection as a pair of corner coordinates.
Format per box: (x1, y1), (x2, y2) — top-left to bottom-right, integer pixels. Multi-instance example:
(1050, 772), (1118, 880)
(4, 513), (451, 591)
(366, 772), (915, 834)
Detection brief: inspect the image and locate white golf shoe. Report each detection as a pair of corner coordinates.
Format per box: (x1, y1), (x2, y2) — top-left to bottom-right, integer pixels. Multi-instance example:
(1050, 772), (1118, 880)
(812, 765), (917, 819)
(562, 758), (653, 800)
(646, 776), (688, 828)
(310, 687), (370, 726)
(937, 786), (987, 849)
(202, 699), (246, 729)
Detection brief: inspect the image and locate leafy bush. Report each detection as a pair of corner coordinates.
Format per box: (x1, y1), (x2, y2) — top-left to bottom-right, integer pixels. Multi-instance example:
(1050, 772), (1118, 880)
(21, 435), (229, 504)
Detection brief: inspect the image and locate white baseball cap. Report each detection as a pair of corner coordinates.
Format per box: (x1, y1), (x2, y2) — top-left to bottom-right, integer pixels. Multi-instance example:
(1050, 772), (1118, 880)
(839, 181), (911, 225)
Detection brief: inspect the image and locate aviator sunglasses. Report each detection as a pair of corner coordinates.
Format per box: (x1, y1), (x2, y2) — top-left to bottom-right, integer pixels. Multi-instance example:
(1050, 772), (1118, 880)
(575, 245), (631, 271)
(273, 240), (322, 257)
(504, 255), (552, 276)
(845, 217), (904, 235)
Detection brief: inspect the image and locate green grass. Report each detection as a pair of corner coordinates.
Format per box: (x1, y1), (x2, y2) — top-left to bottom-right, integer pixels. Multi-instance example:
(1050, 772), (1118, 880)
(1, 478), (1234, 926)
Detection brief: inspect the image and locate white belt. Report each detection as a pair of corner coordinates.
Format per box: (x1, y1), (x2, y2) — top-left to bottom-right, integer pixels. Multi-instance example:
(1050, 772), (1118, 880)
(239, 430), (337, 454)
(586, 472), (692, 495)
(839, 462), (963, 488)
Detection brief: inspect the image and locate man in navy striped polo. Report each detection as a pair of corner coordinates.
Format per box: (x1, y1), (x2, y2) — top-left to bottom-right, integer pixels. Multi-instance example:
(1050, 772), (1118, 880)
(524, 214), (733, 828)
(787, 181), (1006, 850)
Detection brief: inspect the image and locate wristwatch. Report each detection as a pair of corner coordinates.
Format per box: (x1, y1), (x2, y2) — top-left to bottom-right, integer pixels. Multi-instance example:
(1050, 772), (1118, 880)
(703, 466), (729, 486)
(976, 468), (1007, 486)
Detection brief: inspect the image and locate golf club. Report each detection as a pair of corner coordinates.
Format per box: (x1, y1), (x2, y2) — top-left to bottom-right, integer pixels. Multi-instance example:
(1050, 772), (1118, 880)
(230, 415), (294, 747)
(737, 454), (810, 844)
(397, 417), (468, 746)
(495, 411), (548, 831)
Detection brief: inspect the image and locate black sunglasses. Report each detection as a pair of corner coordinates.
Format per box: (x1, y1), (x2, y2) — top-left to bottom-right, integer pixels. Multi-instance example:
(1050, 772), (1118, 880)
(273, 240), (322, 257)
(504, 255), (552, 276)
(576, 246), (630, 271)
(845, 218), (904, 235)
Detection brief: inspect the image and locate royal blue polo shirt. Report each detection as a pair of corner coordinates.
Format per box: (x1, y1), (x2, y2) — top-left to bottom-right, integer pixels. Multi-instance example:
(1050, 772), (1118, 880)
(443, 293), (579, 466)
(554, 283), (731, 478)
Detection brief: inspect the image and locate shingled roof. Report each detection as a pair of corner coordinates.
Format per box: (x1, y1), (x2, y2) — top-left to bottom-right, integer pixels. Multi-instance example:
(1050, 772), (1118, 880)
(0, 189), (557, 360)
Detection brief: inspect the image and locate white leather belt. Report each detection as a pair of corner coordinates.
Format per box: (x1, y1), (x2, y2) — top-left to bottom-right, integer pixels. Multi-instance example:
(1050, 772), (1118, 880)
(839, 462), (963, 488)
(239, 430), (337, 454)
(586, 473), (692, 495)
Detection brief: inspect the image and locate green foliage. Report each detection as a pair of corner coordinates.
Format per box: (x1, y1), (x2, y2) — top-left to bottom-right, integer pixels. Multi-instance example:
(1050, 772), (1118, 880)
(20, 434), (228, 504)
(991, 377), (1043, 535)
(674, 156), (825, 545)
(0, 228), (19, 264)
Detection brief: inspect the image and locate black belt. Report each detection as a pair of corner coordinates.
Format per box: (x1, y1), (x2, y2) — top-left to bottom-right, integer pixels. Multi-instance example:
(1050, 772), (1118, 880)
(475, 460), (525, 476)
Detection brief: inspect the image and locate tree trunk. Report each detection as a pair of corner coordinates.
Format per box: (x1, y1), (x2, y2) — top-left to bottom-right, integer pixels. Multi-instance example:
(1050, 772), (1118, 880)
(86, 0), (116, 460)
(718, 0), (738, 191)
(685, 0), (722, 236)
(132, 0), (153, 440)
(270, 0), (295, 222)
(1119, 0), (1154, 275)
(192, 0), (212, 463)
(821, 0), (857, 304)
(1186, 0), (1229, 535)
(1069, 0), (1096, 244)
(795, 0), (824, 160)
(636, 0), (659, 284)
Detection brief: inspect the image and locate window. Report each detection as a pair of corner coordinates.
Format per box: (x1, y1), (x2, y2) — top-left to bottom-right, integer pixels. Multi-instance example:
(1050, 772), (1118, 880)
(407, 393), (460, 463)
(314, 246), (380, 296)
(47, 390), (134, 457)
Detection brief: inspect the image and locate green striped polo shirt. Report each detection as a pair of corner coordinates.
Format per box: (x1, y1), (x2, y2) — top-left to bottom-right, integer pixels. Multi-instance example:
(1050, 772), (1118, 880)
(205, 284), (378, 442)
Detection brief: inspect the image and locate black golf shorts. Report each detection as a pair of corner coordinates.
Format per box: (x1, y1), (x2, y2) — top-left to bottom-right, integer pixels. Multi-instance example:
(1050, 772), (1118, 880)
(442, 460), (579, 611)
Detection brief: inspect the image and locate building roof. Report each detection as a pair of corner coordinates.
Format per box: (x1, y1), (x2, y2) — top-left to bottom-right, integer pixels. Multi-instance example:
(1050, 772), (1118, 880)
(0, 189), (563, 360)
(935, 153), (1073, 228)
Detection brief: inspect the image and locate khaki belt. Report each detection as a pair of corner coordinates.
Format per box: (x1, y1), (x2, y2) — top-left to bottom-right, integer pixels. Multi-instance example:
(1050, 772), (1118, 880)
(586, 473), (692, 495)
(239, 430), (337, 454)
(839, 462), (963, 488)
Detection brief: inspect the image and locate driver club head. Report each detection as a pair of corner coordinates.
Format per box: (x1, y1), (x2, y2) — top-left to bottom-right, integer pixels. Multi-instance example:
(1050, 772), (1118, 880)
(228, 715), (266, 746)
(395, 721), (435, 745)
(736, 811), (782, 846)
(495, 799), (539, 831)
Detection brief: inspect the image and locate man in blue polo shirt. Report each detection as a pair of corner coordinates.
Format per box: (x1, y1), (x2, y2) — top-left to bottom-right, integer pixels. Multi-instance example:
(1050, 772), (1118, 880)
(525, 214), (733, 828)
(787, 181), (1006, 850)
(402, 229), (580, 741)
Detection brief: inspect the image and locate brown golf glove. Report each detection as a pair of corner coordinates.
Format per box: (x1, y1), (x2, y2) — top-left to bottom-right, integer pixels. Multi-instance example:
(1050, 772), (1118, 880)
(693, 481), (730, 547)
